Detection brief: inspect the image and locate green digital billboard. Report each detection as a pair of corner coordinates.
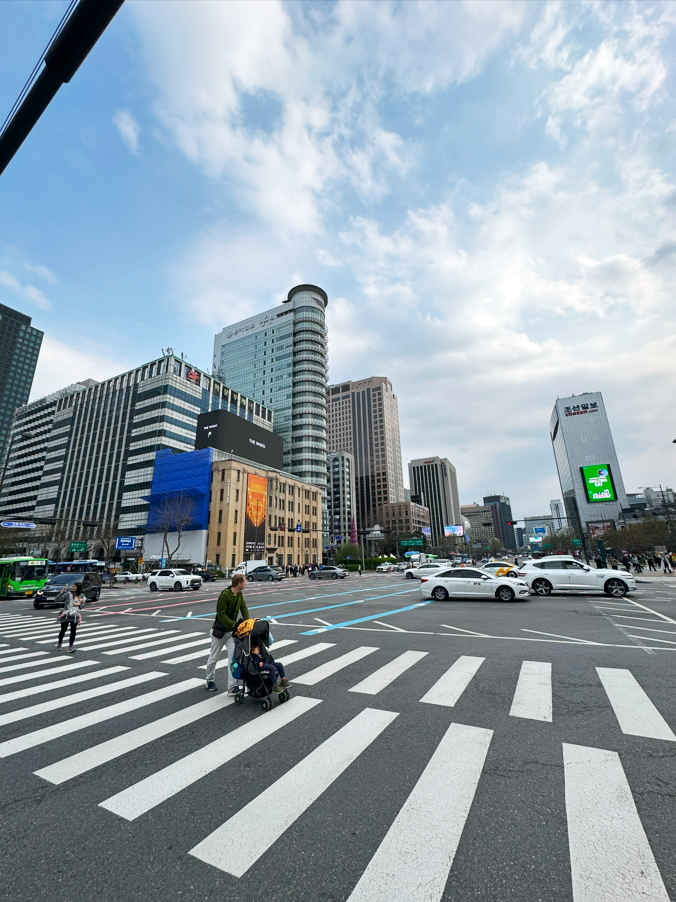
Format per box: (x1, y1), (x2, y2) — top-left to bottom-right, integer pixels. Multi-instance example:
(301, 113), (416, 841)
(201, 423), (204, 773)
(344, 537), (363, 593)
(580, 465), (617, 503)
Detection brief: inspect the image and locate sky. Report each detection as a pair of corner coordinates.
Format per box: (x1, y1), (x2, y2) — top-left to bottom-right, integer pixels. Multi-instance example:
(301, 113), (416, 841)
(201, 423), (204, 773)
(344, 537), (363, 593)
(0, 0), (675, 520)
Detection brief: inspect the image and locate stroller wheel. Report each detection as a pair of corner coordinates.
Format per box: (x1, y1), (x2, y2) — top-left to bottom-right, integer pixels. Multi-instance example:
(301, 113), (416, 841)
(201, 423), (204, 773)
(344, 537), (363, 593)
(279, 690), (288, 703)
(234, 692), (243, 705)
(261, 698), (271, 712)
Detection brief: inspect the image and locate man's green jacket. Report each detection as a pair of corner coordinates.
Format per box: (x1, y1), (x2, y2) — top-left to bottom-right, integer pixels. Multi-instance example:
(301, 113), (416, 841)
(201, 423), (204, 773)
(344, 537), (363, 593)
(215, 586), (250, 631)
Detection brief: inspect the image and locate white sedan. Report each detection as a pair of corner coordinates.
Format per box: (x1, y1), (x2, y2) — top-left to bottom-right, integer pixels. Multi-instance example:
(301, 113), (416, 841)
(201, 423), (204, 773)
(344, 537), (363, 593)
(420, 567), (531, 602)
(518, 556), (636, 597)
(147, 568), (202, 592)
(404, 563), (446, 580)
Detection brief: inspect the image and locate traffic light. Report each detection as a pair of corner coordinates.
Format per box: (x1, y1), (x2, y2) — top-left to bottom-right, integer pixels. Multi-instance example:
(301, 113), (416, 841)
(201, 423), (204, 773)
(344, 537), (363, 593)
(506, 521), (517, 526)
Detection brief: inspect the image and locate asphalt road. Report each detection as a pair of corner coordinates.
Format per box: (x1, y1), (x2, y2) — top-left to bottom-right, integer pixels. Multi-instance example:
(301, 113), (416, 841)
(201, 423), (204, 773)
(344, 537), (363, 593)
(0, 572), (675, 902)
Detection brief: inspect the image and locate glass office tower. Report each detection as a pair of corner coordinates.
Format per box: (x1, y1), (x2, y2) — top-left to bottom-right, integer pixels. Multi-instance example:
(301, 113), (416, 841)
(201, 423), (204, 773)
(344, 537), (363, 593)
(0, 302), (43, 466)
(550, 391), (628, 537)
(213, 285), (328, 488)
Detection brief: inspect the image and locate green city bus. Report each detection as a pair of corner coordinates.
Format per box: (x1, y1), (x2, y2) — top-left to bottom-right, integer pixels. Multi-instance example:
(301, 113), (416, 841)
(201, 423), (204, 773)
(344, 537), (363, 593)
(0, 557), (50, 599)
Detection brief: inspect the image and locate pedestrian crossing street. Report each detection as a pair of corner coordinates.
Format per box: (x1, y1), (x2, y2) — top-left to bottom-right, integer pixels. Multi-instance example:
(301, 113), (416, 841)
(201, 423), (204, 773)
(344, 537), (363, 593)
(0, 613), (674, 899)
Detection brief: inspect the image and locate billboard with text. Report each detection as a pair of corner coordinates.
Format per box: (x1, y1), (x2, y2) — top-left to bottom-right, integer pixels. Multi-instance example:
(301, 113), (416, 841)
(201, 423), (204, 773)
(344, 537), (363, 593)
(244, 474), (267, 555)
(444, 524), (464, 537)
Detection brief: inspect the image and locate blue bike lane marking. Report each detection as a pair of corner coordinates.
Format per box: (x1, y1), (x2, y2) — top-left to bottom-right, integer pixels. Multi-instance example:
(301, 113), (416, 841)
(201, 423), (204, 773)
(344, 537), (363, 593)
(301, 598), (435, 634)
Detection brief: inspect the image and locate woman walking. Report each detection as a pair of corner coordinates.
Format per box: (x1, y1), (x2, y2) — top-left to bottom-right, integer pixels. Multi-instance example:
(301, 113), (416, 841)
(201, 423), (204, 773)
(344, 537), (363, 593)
(55, 582), (85, 653)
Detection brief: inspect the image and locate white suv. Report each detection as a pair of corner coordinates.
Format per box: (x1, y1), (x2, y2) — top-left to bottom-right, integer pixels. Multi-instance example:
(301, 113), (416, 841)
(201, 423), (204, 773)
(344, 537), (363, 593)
(147, 569), (202, 592)
(519, 556), (636, 597)
(404, 563), (446, 580)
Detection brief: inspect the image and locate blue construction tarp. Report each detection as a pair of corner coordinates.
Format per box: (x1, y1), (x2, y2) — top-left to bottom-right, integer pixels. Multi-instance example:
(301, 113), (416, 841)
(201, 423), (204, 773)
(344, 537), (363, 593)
(144, 448), (213, 533)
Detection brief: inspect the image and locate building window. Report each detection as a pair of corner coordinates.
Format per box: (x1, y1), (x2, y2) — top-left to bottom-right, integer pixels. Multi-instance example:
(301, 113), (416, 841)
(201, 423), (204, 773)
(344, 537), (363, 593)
(268, 534), (272, 545)
(305, 521), (309, 530)
(312, 522), (317, 531)
(305, 504), (310, 514)
(231, 554), (236, 567)
(312, 506), (316, 516)
(304, 538), (310, 548)
(305, 490), (310, 499)
(216, 532), (221, 546)
(218, 510), (222, 524)
(234, 510), (238, 523)
(288, 536), (293, 547)
(220, 488), (224, 502)
(215, 554), (220, 566)
(221, 470), (225, 482)
(237, 470), (240, 481)
(233, 533), (237, 545)
(235, 489), (239, 501)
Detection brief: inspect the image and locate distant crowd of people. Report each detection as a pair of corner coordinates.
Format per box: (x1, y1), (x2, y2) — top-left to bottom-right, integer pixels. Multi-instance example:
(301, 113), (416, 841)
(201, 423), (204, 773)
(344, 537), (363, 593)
(593, 552), (674, 574)
(283, 563), (321, 577)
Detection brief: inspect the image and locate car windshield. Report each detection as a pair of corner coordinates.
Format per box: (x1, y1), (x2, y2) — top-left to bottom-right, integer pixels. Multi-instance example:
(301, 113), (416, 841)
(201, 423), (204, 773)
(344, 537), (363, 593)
(174, 569), (190, 576)
(48, 574), (84, 585)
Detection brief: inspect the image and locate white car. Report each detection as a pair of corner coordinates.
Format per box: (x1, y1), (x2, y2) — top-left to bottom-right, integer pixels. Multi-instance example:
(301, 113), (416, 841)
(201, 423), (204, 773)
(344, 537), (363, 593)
(376, 563), (394, 572)
(481, 561), (521, 579)
(518, 556), (636, 597)
(116, 571), (142, 584)
(404, 562), (446, 580)
(420, 567), (531, 602)
(147, 568), (202, 592)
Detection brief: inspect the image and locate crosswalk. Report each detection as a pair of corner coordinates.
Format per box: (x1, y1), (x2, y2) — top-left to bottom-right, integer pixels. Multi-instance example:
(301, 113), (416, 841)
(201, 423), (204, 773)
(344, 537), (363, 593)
(0, 626), (672, 899)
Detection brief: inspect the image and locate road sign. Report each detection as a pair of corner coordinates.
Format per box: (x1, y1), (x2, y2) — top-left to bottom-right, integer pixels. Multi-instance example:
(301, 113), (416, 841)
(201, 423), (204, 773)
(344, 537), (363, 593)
(572, 538), (582, 547)
(401, 538), (423, 547)
(1, 520), (35, 529)
(542, 543), (552, 548)
(115, 537), (137, 551)
(69, 541), (87, 553)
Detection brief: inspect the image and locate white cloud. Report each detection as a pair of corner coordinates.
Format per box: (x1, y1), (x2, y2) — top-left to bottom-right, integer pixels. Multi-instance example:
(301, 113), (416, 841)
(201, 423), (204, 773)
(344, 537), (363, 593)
(113, 109), (141, 153)
(29, 336), (135, 402)
(0, 270), (51, 310)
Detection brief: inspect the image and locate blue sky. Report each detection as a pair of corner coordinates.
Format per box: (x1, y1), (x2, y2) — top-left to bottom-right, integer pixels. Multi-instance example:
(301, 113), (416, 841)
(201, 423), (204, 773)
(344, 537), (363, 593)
(1, 0), (675, 518)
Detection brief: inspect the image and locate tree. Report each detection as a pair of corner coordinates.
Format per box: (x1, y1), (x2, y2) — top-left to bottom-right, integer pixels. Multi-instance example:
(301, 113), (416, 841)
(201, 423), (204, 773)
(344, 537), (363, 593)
(335, 542), (360, 564)
(488, 537), (503, 556)
(148, 492), (197, 564)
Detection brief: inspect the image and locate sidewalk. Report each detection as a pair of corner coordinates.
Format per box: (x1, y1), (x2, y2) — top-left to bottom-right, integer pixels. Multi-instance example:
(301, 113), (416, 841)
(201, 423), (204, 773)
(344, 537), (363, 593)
(634, 570), (676, 585)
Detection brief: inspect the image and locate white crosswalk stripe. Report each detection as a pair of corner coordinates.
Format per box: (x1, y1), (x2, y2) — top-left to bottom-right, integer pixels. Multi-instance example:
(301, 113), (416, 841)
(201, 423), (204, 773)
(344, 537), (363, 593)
(196, 639), (300, 670)
(596, 667), (676, 741)
(563, 743), (670, 901)
(34, 626), (129, 643)
(509, 661), (553, 722)
(100, 695), (321, 821)
(65, 628), (157, 646)
(293, 647), (379, 685)
(77, 631), (179, 652)
(349, 650), (428, 695)
(0, 666), (128, 704)
(0, 660), (99, 688)
(102, 633), (203, 655)
(0, 625), (55, 637)
(189, 707), (398, 876)
(0, 647), (28, 656)
(131, 637), (212, 661)
(0, 651), (50, 664)
(419, 655), (485, 707)
(163, 647), (214, 664)
(0, 655), (56, 674)
(347, 722), (493, 902)
(276, 642), (334, 666)
(0, 676), (200, 759)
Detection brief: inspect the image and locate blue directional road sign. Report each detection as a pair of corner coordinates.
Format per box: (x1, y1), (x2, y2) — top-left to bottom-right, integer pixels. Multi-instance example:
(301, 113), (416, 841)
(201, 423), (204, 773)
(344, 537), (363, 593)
(1, 520), (36, 529)
(115, 537), (137, 551)
(296, 523), (302, 533)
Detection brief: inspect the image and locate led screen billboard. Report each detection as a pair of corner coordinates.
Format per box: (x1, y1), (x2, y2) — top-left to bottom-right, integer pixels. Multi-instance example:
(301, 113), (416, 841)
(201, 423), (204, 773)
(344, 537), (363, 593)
(195, 409), (283, 469)
(581, 465), (617, 503)
(444, 524), (464, 537)
(244, 474), (267, 555)
(422, 527), (431, 538)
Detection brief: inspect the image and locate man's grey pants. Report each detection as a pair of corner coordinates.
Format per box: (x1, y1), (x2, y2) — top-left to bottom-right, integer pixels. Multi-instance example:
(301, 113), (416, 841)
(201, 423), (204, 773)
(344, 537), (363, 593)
(205, 632), (236, 687)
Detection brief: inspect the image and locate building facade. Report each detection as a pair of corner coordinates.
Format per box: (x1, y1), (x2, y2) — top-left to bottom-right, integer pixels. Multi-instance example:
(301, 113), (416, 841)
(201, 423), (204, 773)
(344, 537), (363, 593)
(327, 451), (356, 547)
(0, 354), (270, 557)
(213, 284), (328, 488)
(524, 515), (552, 550)
(483, 495), (517, 551)
(408, 457), (460, 546)
(376, 500), (430, 540)
(0, 302), (43, 467)
(550, 392), (628, 537)
(327, 376), (405, 531)
(461, 503), (499, 553)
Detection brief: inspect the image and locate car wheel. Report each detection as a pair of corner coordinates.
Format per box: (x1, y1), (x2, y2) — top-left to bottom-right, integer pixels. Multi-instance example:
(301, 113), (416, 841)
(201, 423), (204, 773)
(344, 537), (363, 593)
(149, 582), (158, 592)
(33, 599), (42, 609)
(268, 576), (274, 582)
(96, 588), (101, 601)
(507, 571), (518, 579)
(406, 572), (414, 579)
(247, 576), (254, 582)
(432, 586), (449, 601)
(532, 578), (552, 596)
(604, 578), (627, 598)
(174, 581), (183, 592)
(309, 573), (315, 580)
(497, 585), (515, 602)
(332, 573), (338, 579)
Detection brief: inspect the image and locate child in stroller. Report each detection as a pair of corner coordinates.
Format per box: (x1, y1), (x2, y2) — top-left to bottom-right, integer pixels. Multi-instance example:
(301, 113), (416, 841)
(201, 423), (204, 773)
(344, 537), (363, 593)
(232, 619), (292, 709)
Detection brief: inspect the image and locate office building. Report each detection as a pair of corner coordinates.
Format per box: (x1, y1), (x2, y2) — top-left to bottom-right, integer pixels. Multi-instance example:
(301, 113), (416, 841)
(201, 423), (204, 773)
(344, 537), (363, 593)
(550, 391), (628, 536)
(483, 494), (517, 551)
(327, 451), (356, 547)
(377, 500), (430, 539)
(461, 503), (499, 552)
(327, 376), (405, 531)
(408, 457), (460, 546)
(0, 302), (43, 466)
(213, 284), (328, 488)
(0, 353), (270, 556)
(524, 515), (551, 549)
(550, 499), (565, 531)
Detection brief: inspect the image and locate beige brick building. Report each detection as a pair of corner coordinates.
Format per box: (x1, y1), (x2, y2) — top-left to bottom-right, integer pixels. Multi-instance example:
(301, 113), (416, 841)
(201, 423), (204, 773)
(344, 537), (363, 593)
(206, 454), (322, 569)
(377, 500), (430, 538)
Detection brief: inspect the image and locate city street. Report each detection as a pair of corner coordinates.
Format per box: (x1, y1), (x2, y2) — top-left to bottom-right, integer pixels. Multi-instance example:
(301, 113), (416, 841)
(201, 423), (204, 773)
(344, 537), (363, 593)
(0, 572), (674, 902)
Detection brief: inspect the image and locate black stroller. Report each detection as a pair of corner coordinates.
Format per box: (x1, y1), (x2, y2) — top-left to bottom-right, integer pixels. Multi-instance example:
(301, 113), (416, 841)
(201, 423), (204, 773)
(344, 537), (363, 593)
(232, 619), (291, 712)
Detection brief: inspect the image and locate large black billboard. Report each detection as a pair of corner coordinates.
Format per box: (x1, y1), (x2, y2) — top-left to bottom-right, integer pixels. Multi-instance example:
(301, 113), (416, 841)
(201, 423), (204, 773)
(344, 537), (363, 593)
(195, 409), (284, 470)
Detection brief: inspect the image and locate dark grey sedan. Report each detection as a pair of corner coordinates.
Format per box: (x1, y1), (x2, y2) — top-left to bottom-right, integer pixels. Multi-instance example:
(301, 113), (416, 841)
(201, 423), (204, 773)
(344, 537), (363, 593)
(309, 566), (347, 580)
(247, 567), (285, 582)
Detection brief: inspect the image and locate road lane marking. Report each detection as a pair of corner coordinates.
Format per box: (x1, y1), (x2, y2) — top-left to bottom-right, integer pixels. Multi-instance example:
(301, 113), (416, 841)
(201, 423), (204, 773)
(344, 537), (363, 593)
(420, 656), (485, 708)
(34, 626), (133, 643)
(0, 666), (128, 704)
(301, 598), (432, 635)
(0, 660), (98, 688)
(0, 647), (28, 656)
(563, 743), (670, 902)
(596, 668), (675, 741)
(0, 676), (198, 759)
(293, 647), (379, 685)
(275, 642), (335, 667)
(189, 707), (398, 877)
(131, 637), (212, 660)
(0, 651), (48, 663)
(101, 633), (205, 655)
(347, 722), (492, 902)
(100, 696), (320, 821)
(72, 630), (164, 650)
(36, 694), (235, 785)
(349, 651), (428, 695)
(65, 628), (156, 646)
(509, 661), (552, 722)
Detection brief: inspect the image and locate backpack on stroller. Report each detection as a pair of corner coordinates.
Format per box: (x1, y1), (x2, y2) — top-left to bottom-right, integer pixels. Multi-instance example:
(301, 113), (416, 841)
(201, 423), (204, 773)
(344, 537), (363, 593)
(232, 619), (291, 712)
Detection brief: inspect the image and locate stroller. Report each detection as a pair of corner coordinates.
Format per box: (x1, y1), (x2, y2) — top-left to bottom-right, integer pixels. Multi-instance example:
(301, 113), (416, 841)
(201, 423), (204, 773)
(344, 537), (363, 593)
(232, 619), (291, 712)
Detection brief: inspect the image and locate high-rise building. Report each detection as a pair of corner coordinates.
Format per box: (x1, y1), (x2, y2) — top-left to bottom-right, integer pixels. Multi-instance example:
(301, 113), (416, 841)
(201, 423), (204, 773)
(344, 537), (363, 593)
(550, 499), (565, 531)
(550, 391), (628, 537)
(213, 284), (328, 488)
(326, 376), (404, 531)
(0, 354), (270, 557)
(0, 302), (43, 466)
(408, 457), (460, 546)
(461, 503), (499, 553)
(483, 494), (517, 551)
(327, 451), (356, 547)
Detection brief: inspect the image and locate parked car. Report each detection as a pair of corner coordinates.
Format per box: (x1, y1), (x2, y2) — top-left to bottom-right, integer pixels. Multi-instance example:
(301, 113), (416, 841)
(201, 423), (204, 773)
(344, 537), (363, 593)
(404, 563), (446, 580)
(420, 567), (530, 602)
(147, 569), (202, 592)
(309, 566), (347, 580)
(247, 567), (285, 582)
(517, 556), (637, 597)
(116, 571), (143, 584)
(33, 571), (102, 608)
